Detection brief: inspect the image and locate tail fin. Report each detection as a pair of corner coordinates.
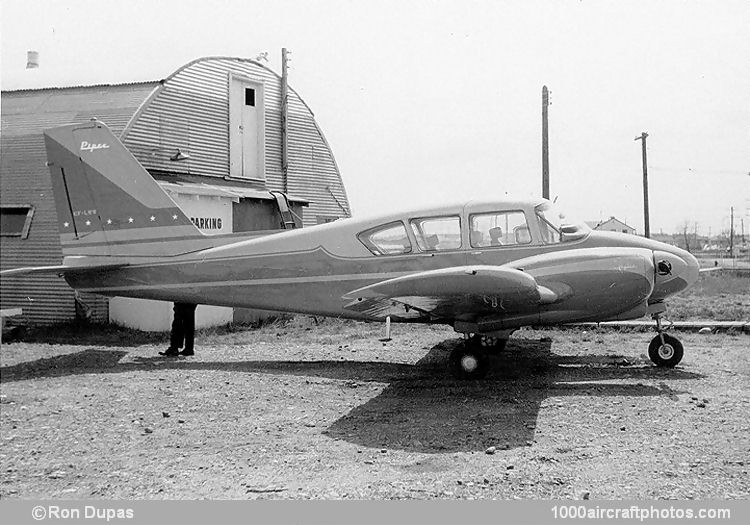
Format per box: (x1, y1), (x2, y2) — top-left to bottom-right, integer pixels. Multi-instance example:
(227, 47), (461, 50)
(44, 120), (203, 258)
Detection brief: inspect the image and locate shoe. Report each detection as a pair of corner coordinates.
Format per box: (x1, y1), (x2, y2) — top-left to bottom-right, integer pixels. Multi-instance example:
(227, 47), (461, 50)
(179, 350), (194, 356)
(159, 348), (180, 357)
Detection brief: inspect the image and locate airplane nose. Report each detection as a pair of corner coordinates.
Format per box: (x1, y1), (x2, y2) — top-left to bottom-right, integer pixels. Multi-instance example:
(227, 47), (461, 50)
(652, 249), (700, 299)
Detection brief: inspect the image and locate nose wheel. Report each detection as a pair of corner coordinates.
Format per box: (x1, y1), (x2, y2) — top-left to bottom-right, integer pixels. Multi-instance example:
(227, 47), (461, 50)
(648, 314), (684, 367)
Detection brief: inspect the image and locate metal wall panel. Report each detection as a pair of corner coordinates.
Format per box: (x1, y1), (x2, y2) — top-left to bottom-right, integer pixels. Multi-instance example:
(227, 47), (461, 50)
(1, 83), (158, 325)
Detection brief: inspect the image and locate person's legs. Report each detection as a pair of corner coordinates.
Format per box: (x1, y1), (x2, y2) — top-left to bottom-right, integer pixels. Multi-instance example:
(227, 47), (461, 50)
(160, 303), (183, 356)
(172, 304), (186, 349)
(180, 304), (197, 355)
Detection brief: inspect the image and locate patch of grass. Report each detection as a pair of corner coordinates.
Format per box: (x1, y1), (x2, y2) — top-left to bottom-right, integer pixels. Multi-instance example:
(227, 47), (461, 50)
(668, 271), (749, 321)
(196, 313), (293, 338)
(2, 321), (167, 347)
(2, 315), (298, 346)
(686, 271), (748, 297)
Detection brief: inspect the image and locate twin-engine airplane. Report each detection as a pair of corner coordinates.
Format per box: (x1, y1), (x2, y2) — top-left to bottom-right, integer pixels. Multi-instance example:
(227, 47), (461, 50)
(1, 120), (701, 378)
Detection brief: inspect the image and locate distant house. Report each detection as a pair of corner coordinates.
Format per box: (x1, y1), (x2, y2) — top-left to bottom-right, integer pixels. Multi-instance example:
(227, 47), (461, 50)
(585, 217), (636, 235)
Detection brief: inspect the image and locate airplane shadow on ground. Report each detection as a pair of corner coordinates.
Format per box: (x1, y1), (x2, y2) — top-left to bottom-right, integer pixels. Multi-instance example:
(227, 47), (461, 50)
(323, 338), (703, 453)
(0, 338), (703, 453)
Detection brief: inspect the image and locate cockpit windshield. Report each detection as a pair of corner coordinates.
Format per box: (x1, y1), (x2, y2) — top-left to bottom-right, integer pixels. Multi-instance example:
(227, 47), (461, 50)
(534, 202), (589, 244)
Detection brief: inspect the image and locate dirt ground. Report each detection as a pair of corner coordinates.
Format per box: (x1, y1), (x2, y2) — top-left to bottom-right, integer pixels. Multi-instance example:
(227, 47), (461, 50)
(1, 318), (748, 500)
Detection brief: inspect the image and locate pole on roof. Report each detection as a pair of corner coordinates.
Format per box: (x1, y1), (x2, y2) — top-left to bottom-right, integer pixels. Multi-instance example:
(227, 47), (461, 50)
(542, 86), (550, 200)
(281, 48), (290, 193)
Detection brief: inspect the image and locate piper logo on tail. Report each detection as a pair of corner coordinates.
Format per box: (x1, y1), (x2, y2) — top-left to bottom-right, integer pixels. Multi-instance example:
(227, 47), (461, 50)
(80, 141), (110, 152)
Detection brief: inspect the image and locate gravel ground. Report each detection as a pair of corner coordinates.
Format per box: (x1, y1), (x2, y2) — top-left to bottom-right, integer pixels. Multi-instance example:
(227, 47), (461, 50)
(1, 318), (748, 500)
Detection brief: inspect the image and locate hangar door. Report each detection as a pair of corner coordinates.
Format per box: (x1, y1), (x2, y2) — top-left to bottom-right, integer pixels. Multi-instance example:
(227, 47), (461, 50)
(229, 75), (265, 180)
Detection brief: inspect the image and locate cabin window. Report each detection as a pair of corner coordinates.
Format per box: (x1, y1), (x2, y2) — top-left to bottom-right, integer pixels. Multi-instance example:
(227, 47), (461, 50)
(0, 206), (34, 239)
(469, 210), (530, 247)
(410, 216), (461, 251)
(358, 221), (412, 256)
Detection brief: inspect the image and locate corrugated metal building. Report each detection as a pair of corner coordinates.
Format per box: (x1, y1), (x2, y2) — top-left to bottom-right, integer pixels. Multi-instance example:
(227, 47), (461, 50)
(1, 56), (351, 326)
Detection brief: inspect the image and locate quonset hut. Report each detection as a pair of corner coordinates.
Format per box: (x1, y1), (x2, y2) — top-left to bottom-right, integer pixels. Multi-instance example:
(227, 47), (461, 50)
(0, 56), (351, 328)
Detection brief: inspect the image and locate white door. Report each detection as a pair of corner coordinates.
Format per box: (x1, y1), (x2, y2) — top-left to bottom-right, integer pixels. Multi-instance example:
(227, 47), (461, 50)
(229, 77), (264, 179)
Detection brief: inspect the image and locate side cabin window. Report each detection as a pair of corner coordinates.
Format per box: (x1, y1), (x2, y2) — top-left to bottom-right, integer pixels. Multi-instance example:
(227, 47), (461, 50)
(470, 210), (531, 247)
(410, 216), (461, 251)
(358, 221), (412, 256)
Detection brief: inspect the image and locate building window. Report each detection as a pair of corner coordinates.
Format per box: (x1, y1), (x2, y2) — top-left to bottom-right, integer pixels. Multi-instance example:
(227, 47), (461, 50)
(0, 206), (34, 239)
(245, 88), (256, 107)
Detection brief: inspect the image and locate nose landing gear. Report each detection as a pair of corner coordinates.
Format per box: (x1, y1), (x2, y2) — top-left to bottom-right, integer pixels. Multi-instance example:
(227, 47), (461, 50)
(648, 313), (684, 367)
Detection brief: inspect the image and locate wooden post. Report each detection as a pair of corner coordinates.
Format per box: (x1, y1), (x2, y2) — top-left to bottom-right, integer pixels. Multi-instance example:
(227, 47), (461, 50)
(542, 86), (549, 200)
(634, 132), (650, 238)
(729, 206), (734, 257)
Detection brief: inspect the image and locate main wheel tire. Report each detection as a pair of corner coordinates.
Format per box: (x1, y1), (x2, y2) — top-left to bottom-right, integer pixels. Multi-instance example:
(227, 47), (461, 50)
(449, 345), (489, 380)
(648, 334), (684, 367)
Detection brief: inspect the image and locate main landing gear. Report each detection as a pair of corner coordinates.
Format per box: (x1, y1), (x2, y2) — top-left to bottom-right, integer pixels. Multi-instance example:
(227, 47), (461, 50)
(648, 313), (684, 367)
(449, 334), (509, 379)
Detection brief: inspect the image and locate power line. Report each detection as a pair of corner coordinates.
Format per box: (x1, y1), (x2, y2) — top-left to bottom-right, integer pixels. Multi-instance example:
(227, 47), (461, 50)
(650, 166), (750, 176)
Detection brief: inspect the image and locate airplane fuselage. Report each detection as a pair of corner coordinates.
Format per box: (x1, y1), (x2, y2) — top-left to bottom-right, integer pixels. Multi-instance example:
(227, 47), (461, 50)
(64, 199), (699, 332)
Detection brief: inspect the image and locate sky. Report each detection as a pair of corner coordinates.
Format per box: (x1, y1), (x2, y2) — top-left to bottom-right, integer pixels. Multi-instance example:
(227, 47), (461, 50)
(2, 0), (749, 237)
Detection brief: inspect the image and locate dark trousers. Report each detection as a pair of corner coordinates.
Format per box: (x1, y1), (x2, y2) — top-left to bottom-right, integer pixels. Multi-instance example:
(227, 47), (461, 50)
(170, 303), (197, 352)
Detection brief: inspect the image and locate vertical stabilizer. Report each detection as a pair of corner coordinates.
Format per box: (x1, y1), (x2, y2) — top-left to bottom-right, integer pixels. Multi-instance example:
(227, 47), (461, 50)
(44, 120), (203, 257)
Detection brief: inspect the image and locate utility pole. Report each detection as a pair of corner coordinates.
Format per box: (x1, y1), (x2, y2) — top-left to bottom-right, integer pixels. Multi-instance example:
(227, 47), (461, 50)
(634, 132), (650, 238)
(729, 206), (734, 257)
(281, 48), (290, 193)
(542, 86), (550, 199)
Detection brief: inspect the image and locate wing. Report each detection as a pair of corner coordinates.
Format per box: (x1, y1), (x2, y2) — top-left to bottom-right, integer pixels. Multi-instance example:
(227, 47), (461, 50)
(342, 265), (557, 322)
